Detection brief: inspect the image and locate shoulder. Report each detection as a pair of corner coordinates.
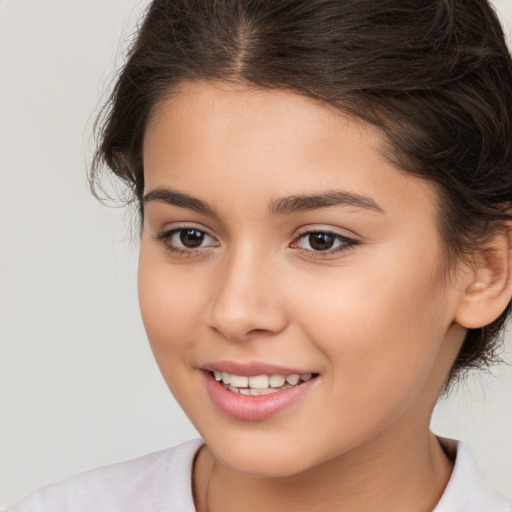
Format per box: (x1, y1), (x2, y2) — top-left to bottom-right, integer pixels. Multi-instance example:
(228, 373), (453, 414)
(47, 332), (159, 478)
(7, 438), (203, 512)
(434, 438), (512, 512)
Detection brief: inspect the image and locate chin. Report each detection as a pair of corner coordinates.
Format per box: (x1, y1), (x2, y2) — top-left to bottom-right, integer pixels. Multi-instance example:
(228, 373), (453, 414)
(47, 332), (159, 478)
(204, 432), (326, 478)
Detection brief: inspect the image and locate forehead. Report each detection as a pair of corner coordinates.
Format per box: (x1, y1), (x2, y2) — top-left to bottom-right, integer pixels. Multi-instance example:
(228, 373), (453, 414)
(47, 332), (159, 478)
(144, 79), (384, 169)
(142, 80), (439, 223)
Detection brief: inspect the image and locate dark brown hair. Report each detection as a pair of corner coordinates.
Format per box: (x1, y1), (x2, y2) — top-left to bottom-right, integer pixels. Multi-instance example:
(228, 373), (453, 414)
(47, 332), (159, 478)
(91, 0), (512, 385)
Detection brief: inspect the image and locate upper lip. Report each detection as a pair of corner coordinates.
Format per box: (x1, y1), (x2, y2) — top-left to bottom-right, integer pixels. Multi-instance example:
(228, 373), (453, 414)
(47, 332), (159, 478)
(200, 360), (316, 377)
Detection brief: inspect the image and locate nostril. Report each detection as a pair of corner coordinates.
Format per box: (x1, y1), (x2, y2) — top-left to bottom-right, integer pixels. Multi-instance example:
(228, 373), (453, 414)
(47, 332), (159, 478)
(247, 328), (267, 336)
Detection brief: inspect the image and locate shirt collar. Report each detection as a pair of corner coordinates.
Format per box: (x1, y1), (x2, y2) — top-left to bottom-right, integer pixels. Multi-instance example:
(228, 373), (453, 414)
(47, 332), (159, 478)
(433, 438), (511, 512)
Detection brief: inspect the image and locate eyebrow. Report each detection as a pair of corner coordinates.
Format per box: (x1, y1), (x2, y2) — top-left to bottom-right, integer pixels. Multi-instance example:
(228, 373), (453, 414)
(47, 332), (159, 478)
(143, 187), (384, 217)
(269, 190), (384, 215)
(144, 187), (219, 217)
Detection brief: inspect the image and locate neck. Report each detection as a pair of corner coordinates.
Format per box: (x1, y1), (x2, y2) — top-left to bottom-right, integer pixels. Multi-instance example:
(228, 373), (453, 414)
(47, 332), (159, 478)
(194, 424), (454, 512)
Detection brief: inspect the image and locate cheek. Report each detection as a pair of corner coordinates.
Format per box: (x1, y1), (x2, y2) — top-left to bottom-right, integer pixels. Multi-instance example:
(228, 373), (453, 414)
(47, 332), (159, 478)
(137, 250), (215, 408)
(137, 249), (206, 360)
(295, 253), (451, 402)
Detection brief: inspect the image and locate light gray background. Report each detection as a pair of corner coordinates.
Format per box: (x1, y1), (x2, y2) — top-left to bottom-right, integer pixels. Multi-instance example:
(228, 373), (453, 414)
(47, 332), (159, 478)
(1, 0), (511, 507)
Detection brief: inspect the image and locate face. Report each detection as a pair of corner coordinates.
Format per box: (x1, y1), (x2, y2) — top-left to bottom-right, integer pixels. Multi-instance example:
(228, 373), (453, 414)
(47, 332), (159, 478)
(139, 80), (466, 477)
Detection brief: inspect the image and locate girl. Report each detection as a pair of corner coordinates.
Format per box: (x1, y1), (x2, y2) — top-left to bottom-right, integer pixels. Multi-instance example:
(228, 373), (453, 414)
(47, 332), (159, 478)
(9, 0), (512, 510)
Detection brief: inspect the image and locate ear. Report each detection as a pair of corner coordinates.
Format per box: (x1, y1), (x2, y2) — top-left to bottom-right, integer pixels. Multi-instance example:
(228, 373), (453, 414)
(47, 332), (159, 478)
(455, 227), (512, 329)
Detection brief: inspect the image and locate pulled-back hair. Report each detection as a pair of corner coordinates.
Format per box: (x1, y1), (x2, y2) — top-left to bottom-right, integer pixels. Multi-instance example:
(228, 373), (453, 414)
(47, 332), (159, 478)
(91, 0), (512, 385)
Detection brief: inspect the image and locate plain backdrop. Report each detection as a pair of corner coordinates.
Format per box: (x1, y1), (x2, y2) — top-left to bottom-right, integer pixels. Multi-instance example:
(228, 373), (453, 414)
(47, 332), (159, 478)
(1, 0), (512, 507)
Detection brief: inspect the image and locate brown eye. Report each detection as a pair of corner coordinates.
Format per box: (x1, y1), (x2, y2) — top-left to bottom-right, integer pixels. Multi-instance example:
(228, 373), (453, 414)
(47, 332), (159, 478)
(293, 230), (358, 257)
(179, 229), (205, 248)
(155, 226), (219, 255)
(308, 232), (335, 251)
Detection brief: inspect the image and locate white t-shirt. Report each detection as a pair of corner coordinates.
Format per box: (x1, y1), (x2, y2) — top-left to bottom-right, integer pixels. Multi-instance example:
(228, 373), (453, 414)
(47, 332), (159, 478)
(7, 438), (511, 511)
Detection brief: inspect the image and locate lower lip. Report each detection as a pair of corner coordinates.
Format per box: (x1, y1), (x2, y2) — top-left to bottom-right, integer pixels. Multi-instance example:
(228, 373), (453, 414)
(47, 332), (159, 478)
(202, 371), (318, 421)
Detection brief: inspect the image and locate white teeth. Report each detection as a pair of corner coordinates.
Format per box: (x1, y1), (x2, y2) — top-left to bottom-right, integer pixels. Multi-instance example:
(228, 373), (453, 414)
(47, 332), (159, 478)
(249, 375), (269, 389)
(252, 387), (278, 395)
(286, 374), (300, 385)
(213, 370), (316, 393)
(230, 375), (249, 388)
(269, 374), (286, 388)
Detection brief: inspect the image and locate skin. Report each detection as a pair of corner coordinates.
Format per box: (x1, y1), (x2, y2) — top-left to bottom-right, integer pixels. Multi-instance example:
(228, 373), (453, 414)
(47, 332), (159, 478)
(138, 80), (485, 511)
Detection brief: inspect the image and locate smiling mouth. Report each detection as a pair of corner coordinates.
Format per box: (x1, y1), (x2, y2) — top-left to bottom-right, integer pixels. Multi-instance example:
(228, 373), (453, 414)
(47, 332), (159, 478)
(211, 371), (318, 396)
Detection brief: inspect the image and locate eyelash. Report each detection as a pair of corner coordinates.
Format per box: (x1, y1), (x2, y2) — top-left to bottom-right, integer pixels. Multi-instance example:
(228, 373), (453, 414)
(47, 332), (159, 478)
(292, 229), (359, 259)
(154, 226), (218, 257)
(154, 226), (359, 259)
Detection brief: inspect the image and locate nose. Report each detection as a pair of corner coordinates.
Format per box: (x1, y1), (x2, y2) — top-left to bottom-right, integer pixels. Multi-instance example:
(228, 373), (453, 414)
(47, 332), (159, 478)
(208, 248), (289, 342)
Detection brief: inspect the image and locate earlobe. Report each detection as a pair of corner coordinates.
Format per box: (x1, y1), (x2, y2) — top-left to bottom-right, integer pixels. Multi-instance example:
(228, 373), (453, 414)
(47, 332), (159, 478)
(455, 229), (512, 329)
